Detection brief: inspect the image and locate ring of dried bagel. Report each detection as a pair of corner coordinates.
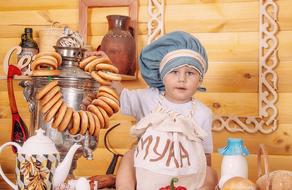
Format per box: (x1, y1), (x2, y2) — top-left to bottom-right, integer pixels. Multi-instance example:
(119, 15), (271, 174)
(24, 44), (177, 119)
(33, 51), (62, 66)
(91, 71), (112, 86)
(36, 80), (59, 100)
(92, 114), (100, 137)
(79, 110), (89, 135)
(41, 92), (62, 114)
(79, 56), (98, 69)
(98, 106), (109, 129)
(97, 71), (121, 82)
(52, 103), (67, 129)
(32, 69), (61, 76)
(31, 58), (58, 71)
(87, 104), (105, 129)
(92, 98), (114, 117)
(98, 96), (120, 113)
(96, 91), (119, 106)
(86, 111), (96, 135)
(98, 86), (119, 100)
(69, 111), (81, 135)
(40, 86), (61, 106)
(95, 63), (119, 74)
(44, 98), (63, 122)
(58, 107), (73, 132)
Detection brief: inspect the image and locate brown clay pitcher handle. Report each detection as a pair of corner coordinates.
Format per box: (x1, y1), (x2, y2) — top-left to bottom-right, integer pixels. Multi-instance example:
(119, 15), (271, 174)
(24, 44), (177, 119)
(257, 144), (270, 189)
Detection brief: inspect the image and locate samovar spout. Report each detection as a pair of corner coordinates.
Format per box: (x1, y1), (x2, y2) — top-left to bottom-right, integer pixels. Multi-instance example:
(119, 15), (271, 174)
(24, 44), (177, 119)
(19, 80), (35, 112)
(19, 80), (36, 136)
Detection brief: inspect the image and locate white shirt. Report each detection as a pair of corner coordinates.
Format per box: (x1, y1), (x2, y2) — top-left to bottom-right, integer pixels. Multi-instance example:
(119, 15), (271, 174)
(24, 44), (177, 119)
(120, 87), (213, 153)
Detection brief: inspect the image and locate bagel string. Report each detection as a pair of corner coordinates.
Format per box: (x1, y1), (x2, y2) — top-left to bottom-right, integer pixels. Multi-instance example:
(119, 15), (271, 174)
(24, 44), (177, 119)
(36, 51), (120, 137)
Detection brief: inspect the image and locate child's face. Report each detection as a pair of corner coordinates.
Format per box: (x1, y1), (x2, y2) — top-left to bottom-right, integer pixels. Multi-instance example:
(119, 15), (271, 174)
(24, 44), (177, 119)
(163, 65), (201, 104)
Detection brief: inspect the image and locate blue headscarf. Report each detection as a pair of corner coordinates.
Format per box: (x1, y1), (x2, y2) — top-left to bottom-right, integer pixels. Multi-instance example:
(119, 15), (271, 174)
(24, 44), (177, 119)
(139, 31), (208, 91)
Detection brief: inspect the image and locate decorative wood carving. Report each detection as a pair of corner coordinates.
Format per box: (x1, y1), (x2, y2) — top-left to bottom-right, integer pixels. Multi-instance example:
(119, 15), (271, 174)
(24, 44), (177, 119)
(146, 0), (279, 134)
(213, 0), (279, 134)
(147, 0), (165, 44)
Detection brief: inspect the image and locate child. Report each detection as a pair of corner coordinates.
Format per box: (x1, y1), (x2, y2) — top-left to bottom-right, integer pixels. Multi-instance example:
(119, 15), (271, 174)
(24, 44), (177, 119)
(114, 31), (218, 190)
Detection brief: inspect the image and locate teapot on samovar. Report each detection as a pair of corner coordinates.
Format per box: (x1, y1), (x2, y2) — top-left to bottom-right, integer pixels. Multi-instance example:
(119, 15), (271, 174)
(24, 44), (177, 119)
(0, 129), (81, 189)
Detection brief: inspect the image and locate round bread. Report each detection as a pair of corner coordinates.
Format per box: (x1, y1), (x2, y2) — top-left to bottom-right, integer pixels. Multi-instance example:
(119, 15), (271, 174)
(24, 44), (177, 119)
(99, 96), (120, 113)
(92, 98), (114, 117)
(97, 71), (121, 81)
(36, 80), (58, 100)
(34, 52), (62, 66)
(98, 106), (109, 129)
(32, 69), (61, 77)
(52, 103), (67, 129)
(44, 98), (63, 122)
(91, 71), (112, 86)
(40, 86), (61, 106)
(96, 91), (119, 105)
(41, 92), (62, 114)
(84, 58), (100, 72)
(31, 58), (58, 71)
(79, 110), (89, 135)
(69, 111), (81, 135)
(222, 177), (256, 190)
(79, 56), (97, 69)
(86, 111), (95, 136)
(98, 86), (119, 100)
(92, 114), (100, 138)
(58, 107), (73, 132)
(87, 104), (105, 129)
(95, 63), (119, 73)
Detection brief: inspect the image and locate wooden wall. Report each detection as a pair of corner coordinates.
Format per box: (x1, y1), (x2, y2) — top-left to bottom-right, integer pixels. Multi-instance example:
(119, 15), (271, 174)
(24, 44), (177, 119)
(1, 0), (292, 187)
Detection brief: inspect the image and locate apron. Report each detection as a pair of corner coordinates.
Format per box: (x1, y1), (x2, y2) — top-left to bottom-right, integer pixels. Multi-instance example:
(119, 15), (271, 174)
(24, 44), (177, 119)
(131, 97), (207, 190)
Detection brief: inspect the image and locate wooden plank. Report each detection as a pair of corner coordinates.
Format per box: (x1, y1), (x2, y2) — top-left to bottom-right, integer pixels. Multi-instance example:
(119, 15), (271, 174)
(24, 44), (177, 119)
(86, 31), (292, 63)
(2, 60), (291, 93)
(1, 93), (292, 153)
(0, 0), (264, 11)
(0, 61), (292, 93)
(213, 124), (292, 155)
(0, 1), (291, 37)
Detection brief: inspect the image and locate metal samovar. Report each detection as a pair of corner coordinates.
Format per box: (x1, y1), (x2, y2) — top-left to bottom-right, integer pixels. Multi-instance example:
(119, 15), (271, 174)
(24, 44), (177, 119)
(21, 36), (99, 175)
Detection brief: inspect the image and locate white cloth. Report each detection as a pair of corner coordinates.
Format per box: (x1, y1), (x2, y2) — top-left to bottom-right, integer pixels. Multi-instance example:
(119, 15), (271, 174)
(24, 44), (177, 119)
(131, 101), (207, 190)
(120, 87), (213, 153)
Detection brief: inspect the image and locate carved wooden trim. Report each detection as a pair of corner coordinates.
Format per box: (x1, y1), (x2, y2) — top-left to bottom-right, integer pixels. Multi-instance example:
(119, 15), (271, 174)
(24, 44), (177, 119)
(146, 0), (279, 134)
(147, 0), (165, 44)
(213, 0), (279, 134)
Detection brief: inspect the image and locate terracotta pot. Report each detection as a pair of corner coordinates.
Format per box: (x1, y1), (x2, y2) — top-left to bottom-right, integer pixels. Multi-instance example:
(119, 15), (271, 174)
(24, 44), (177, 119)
(100, 15), (136, 75)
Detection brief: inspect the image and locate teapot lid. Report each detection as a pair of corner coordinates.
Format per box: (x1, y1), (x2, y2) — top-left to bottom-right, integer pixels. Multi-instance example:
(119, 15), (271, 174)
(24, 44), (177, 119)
(19, 129), (58, 154)
(218, 138), (249, 156)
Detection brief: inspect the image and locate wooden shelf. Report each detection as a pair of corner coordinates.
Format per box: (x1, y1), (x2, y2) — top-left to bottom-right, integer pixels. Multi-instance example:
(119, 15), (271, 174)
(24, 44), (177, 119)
(0, 75), (31, 80)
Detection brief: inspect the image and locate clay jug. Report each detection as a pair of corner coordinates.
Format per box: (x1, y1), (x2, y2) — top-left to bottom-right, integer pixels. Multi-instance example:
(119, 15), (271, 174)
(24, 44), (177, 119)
(100, 15), (136, 75)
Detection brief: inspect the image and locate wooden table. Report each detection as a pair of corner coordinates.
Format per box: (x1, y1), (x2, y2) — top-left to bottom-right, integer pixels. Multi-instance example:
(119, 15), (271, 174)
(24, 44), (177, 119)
(0, 174), (115, 190)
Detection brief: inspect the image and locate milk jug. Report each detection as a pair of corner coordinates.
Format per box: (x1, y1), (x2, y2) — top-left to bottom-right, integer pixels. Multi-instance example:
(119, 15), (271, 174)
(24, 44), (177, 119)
(218, 138), (249, 188)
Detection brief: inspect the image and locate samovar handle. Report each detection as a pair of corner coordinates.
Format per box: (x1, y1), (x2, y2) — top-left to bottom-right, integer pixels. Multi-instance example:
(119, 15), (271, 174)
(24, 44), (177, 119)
(19, 80), (35, 113)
